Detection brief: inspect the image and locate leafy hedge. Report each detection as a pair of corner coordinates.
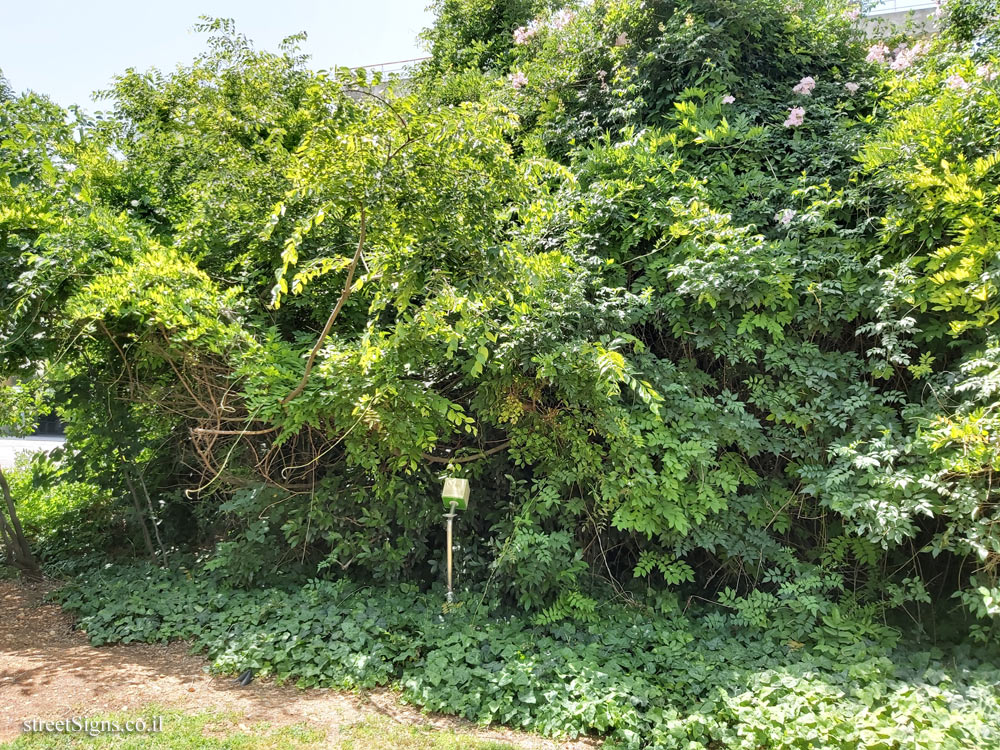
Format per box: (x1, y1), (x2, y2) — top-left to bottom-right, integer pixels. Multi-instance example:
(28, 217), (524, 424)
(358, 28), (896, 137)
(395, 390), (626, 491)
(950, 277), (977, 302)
(3, 0), (1000, 716)
(6, 457), (117, 564)
(55, 563), (1000, 749)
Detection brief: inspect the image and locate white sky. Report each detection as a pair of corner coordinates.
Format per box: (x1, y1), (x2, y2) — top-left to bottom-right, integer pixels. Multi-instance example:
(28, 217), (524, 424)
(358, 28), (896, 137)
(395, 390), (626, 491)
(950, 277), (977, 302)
(0, 0), (434, 110)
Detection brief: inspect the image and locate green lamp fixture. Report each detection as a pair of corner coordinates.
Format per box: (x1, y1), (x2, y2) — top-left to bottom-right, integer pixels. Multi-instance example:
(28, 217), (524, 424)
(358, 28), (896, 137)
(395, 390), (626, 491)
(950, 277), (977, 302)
(442, 477), (470, 510)
(442, 477), (470, 602)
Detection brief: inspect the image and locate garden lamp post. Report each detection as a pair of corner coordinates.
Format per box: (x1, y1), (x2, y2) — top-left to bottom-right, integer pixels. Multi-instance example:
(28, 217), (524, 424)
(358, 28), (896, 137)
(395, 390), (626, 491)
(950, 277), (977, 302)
(441, 477), (470, 603)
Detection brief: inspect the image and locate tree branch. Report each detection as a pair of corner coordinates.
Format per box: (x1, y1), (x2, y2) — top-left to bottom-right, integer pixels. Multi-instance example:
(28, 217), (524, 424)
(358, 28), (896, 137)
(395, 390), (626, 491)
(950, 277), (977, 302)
(191, 426), (279, 436)
(282, 206), (367, 406)
(421, 440), (511, 464)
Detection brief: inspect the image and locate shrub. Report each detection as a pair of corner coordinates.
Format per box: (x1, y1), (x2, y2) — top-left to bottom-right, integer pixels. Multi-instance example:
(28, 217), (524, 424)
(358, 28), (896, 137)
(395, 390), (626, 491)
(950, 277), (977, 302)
(8, 456), (118, 564)
(4, 0), (1000, 660)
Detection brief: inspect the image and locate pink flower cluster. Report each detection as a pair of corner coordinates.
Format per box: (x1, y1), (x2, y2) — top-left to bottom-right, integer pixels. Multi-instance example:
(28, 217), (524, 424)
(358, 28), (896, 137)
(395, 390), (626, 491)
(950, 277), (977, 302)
(775, 209), (796, 225)
(868, 40), (928, 70)
(844, 82), (860, 94)
(513, 24), (538, 45)
(889, 46), (913, 71)
(784, 106), (806, 128)
(509, 70), (528, 89)
(793, 76), (816, 95)
(513, 9), (577, 44)
(866, 42), (890, 65)
(977, 64), (998, 82)
(888, 41), (929, 71)
(550, 9), (575, 30)
(843, 7), (861, 20)
(721, 94), (735, 104)
(945, 74), (969, 90)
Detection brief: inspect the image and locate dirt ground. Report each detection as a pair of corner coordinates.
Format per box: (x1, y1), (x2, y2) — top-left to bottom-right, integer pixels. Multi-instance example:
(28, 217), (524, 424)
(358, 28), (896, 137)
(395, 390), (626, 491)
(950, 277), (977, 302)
(0, 579), (595, 748)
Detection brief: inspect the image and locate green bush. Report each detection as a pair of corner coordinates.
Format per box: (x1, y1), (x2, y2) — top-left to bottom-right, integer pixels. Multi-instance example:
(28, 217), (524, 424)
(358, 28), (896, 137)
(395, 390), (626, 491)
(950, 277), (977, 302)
(8, 457), (117, 563)
(53, 563), (1000, 749)
(941, 0), (1000, 52)
(3, 0), (1000, 686)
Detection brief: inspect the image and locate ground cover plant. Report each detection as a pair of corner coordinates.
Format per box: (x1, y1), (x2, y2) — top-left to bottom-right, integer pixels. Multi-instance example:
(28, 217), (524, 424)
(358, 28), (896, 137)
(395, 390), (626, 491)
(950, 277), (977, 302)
(3, 0), (1000, 747)
(52, 563), (1000, 748)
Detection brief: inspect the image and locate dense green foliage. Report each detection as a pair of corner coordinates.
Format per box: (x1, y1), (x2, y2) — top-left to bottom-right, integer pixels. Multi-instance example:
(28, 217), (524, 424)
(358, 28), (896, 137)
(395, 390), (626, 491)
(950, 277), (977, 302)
(3, 0), (1000, 745)
(5, 457), (114, 564)
(55, 563), (1000, 748)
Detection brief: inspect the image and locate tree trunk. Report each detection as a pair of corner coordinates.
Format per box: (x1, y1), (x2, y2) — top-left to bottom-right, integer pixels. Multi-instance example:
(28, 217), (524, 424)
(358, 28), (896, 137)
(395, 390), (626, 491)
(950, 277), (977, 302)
(0, 465), (42, 580)
(137, 470), (168, 567)
(122, 467), (158, 563)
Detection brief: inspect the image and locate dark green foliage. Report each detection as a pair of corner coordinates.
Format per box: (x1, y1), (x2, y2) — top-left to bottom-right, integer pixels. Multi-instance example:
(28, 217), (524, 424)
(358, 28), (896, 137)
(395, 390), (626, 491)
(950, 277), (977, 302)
(941, 0), (1000, 52)
(421, 0), (560, 76)
(55, 563), (1000, 749)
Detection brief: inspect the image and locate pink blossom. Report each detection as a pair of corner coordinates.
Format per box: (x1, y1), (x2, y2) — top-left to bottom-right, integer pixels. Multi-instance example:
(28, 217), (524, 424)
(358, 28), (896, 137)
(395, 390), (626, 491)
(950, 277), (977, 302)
(513, 25), (536, 45)
(889, 46), (913, 70)
(866, 42), (890, 65)
(844, 82), (860, 94)
(550, 9), (575, 30)
(721, 94), (736, 104)
(509, 70), (528, 89)
(843, 7), (861, 20)
(775, 209), (796, 225)
(615, 32), (629, 47)
(889, 42), (928, 71)
(977, 64), (998, 82)
(784, 106), (806, 128)
(945, 74), (969, 90)
(793, 76), (816, 95)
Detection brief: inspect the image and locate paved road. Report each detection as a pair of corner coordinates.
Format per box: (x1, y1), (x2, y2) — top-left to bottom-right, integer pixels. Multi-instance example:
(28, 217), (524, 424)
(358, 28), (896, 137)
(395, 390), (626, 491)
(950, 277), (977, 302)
(0, 437), (65, 469)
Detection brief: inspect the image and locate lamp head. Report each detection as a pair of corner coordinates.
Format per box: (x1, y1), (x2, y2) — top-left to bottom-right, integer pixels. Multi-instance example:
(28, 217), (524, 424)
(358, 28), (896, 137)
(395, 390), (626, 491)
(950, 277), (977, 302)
(441, 477), (470, 510)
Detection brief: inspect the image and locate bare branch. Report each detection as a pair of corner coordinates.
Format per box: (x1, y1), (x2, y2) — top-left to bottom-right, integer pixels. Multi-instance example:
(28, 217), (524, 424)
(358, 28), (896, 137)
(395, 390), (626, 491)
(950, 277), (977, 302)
(421, 440), (511, 464)
(282, 206), (367, 406)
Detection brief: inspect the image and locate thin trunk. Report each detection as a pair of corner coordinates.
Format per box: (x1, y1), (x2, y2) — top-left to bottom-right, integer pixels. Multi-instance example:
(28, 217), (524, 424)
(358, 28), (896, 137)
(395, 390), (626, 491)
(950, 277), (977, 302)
(0, 465), (41, 579)
(123, 468), (157, 562)
(137, 471), (168, 567)
(0, 507), (17, 557)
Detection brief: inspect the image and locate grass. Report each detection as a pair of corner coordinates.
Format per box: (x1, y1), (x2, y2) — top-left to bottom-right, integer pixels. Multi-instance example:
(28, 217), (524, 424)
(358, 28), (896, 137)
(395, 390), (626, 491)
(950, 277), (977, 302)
(2, 708), (517, 750)
(337, 717), (515, 750)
